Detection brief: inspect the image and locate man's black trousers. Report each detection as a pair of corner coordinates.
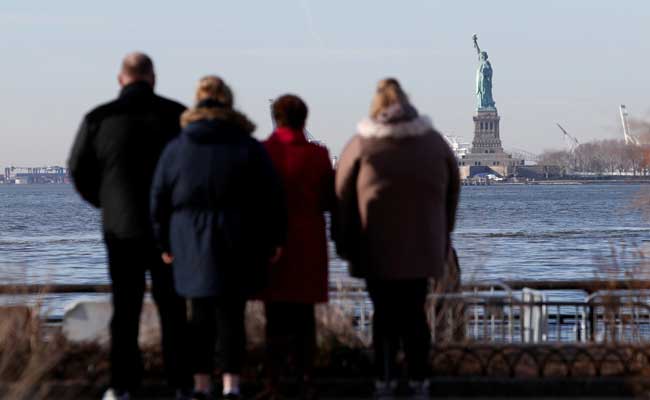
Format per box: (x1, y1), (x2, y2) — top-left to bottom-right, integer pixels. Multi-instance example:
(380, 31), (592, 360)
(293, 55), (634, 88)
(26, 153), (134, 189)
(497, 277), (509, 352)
(105, 235), (192, 392)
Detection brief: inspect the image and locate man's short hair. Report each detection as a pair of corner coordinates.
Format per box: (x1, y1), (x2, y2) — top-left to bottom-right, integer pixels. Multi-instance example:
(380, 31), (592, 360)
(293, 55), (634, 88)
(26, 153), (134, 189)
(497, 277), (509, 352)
(121, 52), (154, 79)
(272, 94), (308, 130)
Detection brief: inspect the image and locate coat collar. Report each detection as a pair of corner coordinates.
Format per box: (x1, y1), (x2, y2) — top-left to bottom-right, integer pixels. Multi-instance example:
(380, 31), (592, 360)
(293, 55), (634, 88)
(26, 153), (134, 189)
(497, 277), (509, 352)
(119, 81), (154, 98)
(269, 126), (308, 144)
(181, 106), (255, 135)
(357, 115), (433, 139)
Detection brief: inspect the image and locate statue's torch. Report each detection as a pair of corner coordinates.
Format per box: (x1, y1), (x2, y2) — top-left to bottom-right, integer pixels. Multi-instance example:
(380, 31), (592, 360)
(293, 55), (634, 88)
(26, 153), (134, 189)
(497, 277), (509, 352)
(472, 34), (481, 56)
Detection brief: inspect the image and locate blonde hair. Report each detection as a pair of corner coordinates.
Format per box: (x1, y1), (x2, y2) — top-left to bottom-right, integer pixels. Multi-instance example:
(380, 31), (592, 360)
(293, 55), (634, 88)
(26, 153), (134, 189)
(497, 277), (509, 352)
(369, 78), (410, 119)
(195, 75), (233, 108)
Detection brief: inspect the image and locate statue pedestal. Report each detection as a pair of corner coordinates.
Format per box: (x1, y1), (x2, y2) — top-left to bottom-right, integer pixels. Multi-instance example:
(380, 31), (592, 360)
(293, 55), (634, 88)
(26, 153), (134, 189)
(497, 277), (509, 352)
(457, 108), (524, 179)
(471, 108), (503, 154)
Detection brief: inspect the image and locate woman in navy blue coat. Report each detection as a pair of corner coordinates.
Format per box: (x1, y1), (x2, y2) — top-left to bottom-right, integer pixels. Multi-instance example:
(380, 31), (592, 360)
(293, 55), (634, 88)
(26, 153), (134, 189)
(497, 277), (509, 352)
(151, 76), (286, 399)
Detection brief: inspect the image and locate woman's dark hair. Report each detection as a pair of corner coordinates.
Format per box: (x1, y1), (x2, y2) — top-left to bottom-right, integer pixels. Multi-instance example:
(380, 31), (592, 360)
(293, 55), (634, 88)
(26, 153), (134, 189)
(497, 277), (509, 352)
(272, 94), (308, 130)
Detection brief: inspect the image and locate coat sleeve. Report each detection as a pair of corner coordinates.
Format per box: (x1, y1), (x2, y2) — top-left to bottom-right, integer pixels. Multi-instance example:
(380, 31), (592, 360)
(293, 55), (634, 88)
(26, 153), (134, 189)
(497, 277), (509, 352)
(445, 145), (461, 235)
(319, 147), (336, 212)
(68, 117), (101, 208)
(333, 136), (362, 262)
(317, 147), (338, 247)
(150, 144), (174, 253)
(251, 141), (288, 250)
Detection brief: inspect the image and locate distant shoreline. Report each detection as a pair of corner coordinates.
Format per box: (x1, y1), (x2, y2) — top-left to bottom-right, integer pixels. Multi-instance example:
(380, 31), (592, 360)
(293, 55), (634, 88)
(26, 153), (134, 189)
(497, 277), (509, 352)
(4, 179), (650, 186)
(0, 182), (70, 186)
(508, 179), (650, 185)
(463, 177), (650, 186)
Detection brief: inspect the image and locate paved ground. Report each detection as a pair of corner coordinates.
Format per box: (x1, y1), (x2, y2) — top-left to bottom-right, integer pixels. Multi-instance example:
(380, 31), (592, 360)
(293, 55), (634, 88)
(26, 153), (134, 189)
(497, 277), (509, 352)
(94, 396), (643, 399)
(34, 377), (649, 399)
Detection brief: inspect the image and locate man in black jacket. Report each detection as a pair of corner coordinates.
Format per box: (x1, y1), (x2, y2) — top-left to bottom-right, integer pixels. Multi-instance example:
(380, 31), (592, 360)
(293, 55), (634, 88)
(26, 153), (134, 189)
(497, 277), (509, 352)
(68, 53), (192, 400)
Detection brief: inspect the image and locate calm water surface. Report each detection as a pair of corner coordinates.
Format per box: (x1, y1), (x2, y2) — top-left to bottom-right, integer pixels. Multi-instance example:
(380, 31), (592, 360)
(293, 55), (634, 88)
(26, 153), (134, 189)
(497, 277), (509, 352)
(1, 184), (649, 312)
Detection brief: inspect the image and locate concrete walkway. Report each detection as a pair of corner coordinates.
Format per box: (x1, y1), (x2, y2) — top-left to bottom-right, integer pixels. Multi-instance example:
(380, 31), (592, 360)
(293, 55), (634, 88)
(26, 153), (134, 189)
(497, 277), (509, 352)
(35, 377), (649, 399)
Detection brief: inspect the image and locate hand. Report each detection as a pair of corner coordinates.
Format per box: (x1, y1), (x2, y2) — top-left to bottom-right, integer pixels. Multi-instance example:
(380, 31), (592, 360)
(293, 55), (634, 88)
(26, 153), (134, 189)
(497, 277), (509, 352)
(161, 252), (174, 265)
(269, 247), (283, 264)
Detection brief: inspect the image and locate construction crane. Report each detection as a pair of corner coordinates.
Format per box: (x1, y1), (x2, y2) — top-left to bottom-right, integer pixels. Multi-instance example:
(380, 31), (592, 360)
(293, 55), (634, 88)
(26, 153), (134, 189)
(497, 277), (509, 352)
(556, 123), (579, 153)
(619, 105), (640, 146)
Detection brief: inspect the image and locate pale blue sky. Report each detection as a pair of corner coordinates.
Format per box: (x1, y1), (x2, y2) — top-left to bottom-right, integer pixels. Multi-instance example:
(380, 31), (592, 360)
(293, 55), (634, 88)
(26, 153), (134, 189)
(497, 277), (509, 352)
(1, 0), (649, 165)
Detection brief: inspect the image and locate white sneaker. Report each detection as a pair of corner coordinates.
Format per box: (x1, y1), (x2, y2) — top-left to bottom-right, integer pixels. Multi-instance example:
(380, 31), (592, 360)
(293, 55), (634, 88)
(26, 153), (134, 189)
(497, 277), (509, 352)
(102, 388), (131, 400)
(374, 380), (397, 399)
(408, 380), (430, 399)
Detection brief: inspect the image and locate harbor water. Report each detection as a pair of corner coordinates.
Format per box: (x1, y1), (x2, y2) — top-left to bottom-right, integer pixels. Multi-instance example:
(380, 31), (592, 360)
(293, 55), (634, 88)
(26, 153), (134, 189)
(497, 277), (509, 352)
(1, 183), (649, 315)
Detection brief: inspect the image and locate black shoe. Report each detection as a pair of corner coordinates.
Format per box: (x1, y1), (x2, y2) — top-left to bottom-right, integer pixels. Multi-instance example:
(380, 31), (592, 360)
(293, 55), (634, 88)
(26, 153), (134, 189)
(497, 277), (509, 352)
(191, 391), (211, 400)
(176, 388), (194, 400)
(373, 380), (397, 399)
(255, 386), (282, 400)
(299, 381), (318, 400)
(222, 393), (241, 400)
(407, 380), (430, 399)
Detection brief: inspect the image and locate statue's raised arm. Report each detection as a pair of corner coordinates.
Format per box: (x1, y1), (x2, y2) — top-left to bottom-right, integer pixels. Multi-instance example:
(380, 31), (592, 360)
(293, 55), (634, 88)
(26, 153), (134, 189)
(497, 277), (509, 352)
(472, 34), (496, 109)
(472, 34), (481, 59)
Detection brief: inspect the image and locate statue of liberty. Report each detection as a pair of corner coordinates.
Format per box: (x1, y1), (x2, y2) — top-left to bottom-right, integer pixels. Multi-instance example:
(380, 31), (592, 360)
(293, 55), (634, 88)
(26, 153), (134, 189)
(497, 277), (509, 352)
(472, 34), (496, 110)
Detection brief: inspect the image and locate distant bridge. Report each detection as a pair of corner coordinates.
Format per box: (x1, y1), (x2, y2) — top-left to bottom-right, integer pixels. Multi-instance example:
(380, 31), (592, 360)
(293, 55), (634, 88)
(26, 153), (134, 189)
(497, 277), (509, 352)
(506, 148), (540, 164)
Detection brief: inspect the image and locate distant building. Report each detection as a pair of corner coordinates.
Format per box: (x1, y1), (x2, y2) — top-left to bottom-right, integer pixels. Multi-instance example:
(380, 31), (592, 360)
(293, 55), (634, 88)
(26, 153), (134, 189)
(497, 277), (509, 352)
(3, 166), (69, 184)
(443, 135), (470, 159)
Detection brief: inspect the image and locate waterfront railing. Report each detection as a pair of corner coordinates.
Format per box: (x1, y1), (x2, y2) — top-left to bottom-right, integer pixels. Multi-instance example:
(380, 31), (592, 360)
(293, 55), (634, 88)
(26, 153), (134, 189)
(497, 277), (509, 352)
(4, 279), (650, 295)
(4, 280), (650, 344)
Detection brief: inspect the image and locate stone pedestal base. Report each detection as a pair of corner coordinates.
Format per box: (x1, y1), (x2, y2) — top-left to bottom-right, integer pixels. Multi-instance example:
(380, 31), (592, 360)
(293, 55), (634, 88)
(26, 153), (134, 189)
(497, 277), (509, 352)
(458, 152), (524, 180)
(472, 109), (503, 155)
(457, 107), (524, 179)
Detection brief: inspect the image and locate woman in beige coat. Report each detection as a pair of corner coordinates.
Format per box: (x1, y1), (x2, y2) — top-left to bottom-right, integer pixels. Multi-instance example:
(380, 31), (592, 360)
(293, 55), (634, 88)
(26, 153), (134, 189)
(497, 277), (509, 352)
(335, 78), (460, 395)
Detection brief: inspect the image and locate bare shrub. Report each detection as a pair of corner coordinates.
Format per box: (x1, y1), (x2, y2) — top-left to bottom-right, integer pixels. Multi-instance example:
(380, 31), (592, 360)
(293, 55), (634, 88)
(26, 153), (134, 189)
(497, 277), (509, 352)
(0, 288), (66, 400)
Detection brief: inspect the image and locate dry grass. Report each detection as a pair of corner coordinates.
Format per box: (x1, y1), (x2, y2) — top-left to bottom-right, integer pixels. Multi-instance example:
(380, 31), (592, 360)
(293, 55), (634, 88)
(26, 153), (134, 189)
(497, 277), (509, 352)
(245, 299), (368, 350)
(6, 289), (650, 398)
(0, 288), (66, 400)
(7, 243), (650, 396)
(0, 290), (373, 397)
(244, 298), (372, 378)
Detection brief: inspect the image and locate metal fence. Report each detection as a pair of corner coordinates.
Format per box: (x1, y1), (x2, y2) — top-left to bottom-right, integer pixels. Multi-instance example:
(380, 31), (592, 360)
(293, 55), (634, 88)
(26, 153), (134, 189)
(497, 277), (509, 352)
(427, 283), (650, 344)
(5, 281), (650, 344)
(327, 281), (650, 344)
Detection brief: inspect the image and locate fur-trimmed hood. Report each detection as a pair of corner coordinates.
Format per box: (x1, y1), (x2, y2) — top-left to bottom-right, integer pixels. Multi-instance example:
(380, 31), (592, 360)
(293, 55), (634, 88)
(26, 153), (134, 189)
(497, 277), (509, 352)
(181, 106), (256, 135)
(357, 115), (433, 139)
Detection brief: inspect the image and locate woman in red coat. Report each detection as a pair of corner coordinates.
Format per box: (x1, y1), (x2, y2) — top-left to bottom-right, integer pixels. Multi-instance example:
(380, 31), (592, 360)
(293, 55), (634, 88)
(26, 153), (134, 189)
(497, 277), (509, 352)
(260, 94), (334, 398)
